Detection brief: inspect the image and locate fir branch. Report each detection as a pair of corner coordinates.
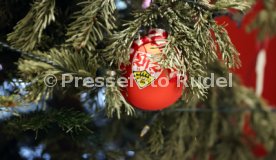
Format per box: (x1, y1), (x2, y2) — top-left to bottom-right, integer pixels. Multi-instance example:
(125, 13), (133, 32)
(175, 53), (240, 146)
(147, 121), (164, 154)
(212, 23), (240, 68)
(18, 48), (99, 102)
(159, 0), (252, 12)
(136, 63), (271, 160)
(161, 6), (210, 99)
(213, 0), (253, 12)
(7, 0), (56, 51)
(247, 0), (276, 39)
(104, 8), (158, 66)
(2, 109), (92, 135)
(105, 85), (135, 119)
(66, 0), (116, 53)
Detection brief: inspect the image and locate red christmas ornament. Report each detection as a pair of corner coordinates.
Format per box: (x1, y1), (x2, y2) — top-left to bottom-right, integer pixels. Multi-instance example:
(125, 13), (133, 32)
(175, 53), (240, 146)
(121, 29), (184, 111)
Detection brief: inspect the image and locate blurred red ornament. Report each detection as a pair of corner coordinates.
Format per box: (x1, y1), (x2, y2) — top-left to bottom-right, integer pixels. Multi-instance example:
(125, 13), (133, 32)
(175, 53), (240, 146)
(215, 0), (275, 157)
(215, 0), (276, 107)
(121, 29), (184, 111)
(262, 37), (276, 107)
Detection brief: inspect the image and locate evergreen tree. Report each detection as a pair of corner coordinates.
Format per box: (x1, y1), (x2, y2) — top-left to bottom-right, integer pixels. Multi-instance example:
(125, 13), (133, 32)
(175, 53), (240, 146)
(0, 0), (276, 159)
